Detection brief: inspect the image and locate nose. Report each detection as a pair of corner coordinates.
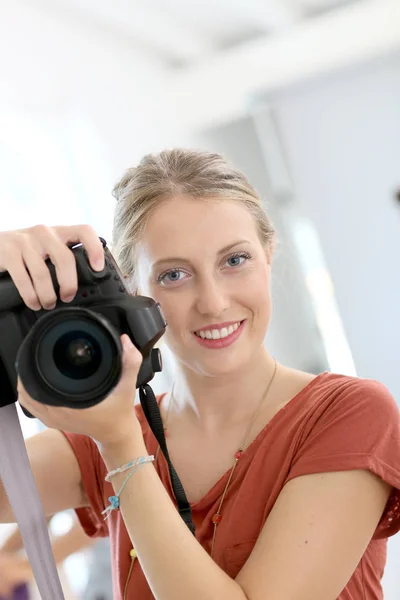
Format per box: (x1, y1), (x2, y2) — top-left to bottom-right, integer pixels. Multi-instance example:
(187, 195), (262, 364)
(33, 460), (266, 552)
(195, 276), (229, 317)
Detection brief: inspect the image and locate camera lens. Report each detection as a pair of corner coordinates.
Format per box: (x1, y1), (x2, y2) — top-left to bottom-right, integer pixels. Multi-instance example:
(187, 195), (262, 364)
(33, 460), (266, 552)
(53, 331), (102, 380)
(36, 318), (118, 399)
(17, 308), (124, 407)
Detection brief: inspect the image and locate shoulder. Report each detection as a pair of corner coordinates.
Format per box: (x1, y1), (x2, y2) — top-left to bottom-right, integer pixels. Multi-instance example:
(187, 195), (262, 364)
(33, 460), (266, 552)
(311, 372), (399, 418)
(279, 369), (399, 431)
(285, 374), (400, 523)
(290, 372), (400, 461)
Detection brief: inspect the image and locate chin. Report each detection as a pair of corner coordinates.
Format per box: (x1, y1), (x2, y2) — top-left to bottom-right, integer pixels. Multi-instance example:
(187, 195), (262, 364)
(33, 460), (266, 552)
(191, 348), (255, 378)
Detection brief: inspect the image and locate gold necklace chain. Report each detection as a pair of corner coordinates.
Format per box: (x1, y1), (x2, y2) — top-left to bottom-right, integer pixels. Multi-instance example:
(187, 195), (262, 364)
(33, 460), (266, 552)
(155, 359), (278, 559)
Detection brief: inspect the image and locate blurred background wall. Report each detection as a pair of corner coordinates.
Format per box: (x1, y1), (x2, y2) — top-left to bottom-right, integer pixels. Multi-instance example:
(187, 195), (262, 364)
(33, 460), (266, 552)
(0, 0), (399, 597)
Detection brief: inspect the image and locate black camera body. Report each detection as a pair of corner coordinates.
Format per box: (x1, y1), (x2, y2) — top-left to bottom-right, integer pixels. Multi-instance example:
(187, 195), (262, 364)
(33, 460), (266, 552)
(0, 239), (166, 412)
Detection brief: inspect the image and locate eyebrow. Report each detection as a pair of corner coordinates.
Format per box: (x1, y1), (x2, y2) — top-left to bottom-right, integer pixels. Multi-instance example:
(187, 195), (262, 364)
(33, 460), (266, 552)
(151, 239), (252, 270)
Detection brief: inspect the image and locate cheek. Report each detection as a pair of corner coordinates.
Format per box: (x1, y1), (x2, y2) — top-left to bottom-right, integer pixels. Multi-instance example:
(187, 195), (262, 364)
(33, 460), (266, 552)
(157, 298), (191, 358)
(241, 269), (272, 324)
(148, 288), (190, 338)
(240, 265), (271, 297)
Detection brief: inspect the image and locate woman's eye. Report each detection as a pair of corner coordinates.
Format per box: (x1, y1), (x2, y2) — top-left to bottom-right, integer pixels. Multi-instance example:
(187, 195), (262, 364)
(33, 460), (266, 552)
(225, 252), (251, 268)
(158, 269), (187, 285)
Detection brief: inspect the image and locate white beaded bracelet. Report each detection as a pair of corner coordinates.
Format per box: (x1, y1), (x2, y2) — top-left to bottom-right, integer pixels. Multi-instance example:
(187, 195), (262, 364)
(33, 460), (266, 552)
(105, 455), (155, 482)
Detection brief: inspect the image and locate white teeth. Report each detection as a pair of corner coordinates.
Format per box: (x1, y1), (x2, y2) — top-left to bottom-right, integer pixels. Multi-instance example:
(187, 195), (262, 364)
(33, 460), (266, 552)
(196, 321), (241, 340)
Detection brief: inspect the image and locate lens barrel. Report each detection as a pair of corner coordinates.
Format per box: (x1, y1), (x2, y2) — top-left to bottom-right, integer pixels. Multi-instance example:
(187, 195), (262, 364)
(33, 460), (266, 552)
(17, 308), (123, 408)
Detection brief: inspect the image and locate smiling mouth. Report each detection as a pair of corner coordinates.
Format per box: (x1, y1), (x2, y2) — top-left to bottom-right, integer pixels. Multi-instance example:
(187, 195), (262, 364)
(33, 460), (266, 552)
(194, 321), (243, 340)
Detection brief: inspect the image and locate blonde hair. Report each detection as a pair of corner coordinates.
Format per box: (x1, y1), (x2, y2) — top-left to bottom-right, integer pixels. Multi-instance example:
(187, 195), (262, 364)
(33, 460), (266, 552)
(111, 148), (275, 290)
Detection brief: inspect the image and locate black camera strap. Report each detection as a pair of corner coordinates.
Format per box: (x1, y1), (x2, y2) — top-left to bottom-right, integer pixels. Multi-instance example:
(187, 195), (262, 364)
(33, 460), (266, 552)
(139, 384), (195, 535)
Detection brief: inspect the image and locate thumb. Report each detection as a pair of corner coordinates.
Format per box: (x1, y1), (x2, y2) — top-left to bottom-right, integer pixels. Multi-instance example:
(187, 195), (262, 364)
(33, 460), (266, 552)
(121, 334), (143, 376)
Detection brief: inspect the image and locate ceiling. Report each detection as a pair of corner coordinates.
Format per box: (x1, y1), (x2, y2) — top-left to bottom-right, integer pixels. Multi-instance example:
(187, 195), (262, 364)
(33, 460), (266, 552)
(40, 0), (365, 68)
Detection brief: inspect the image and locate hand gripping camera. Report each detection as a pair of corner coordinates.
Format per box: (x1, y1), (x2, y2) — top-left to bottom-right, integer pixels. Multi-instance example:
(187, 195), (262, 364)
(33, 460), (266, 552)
(0, 238), (166, 412)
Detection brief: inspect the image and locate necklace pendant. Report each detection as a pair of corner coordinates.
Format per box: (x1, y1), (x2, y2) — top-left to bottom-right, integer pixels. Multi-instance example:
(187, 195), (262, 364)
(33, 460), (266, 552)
(234, 450), (243, 460)
(212, 513), (222, 524)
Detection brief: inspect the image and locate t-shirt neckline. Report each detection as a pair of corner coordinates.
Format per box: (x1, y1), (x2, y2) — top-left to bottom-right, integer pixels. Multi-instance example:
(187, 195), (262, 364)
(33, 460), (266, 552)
(153, 371), (330, 509)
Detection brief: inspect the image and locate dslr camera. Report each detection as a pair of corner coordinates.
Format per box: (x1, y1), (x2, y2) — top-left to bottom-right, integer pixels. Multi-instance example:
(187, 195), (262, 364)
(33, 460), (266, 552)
(0, 238), (166, 412)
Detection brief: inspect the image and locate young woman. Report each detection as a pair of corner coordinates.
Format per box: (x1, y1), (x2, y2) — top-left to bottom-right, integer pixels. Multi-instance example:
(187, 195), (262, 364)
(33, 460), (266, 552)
(0, 149), (399, 600)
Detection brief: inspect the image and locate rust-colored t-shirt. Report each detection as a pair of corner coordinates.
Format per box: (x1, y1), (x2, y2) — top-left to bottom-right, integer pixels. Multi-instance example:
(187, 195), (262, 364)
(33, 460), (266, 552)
(63, 373), (400, 599)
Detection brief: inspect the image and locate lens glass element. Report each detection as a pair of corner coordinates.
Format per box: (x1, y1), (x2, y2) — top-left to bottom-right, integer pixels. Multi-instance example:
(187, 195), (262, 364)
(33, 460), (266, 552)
(53, 331), (102, 380)
(35, 316), (119, 398)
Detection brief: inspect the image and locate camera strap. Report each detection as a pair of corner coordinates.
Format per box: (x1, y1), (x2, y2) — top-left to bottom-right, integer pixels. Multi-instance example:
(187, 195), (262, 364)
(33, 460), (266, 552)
(0, 403), (65, 599)
(139, 384), (196, 535)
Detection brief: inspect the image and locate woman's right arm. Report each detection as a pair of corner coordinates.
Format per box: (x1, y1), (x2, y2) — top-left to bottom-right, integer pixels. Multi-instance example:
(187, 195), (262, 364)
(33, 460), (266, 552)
(0, 428), (88, 523)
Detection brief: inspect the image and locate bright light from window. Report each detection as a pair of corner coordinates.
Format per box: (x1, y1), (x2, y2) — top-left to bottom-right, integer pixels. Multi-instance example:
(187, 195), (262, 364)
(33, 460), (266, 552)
(292, 218), (357, 376)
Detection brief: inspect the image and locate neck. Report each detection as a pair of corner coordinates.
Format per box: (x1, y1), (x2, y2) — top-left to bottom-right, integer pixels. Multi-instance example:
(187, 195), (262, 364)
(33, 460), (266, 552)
(171, 347), (277, 435)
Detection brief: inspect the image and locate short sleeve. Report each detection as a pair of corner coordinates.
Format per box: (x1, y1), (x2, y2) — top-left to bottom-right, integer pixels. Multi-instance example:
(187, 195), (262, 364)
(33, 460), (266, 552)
(62, 431), (109, 538)
(285, 377), (400, 539)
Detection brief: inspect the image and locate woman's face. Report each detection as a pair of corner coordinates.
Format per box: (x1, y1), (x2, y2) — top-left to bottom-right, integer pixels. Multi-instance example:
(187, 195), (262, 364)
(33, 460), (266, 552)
(136, 196), (272, 378)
